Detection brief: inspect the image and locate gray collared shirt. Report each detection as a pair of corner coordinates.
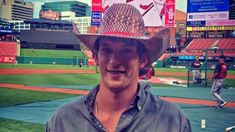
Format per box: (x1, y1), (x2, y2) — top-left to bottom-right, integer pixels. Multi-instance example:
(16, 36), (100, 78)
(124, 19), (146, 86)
(46, 83), (191, 132)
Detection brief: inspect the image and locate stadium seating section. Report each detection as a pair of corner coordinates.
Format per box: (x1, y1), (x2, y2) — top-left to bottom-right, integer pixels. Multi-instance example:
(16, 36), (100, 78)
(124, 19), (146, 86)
(0, 41), (17, 56)
(159, 38), (235, 62)
(182, 38), (235, 57)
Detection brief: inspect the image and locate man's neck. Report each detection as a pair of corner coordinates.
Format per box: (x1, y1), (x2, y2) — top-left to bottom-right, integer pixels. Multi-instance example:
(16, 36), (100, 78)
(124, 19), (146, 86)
(96, 82), (138, 112)
(93, 83), (139, 132)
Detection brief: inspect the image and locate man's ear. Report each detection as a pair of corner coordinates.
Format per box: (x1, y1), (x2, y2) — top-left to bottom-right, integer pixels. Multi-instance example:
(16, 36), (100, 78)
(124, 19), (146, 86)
(139, 56), (148, 69)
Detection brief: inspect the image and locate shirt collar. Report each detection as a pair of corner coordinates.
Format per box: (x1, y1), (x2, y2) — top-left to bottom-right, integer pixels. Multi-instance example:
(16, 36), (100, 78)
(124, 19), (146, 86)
(85, 84), (99, 113)
(136, 82), (149, 110)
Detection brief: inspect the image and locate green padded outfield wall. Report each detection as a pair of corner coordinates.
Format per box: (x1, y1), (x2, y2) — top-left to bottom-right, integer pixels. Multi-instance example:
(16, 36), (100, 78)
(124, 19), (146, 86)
(16, 56), (87, 65)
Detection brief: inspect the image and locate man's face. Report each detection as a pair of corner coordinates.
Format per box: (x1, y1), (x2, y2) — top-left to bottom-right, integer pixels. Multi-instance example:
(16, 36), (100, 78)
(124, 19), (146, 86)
(95, 37), (147, 92)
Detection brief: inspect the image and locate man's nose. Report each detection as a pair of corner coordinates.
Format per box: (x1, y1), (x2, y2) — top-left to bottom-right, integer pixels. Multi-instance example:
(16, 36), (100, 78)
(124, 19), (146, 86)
(108, 52), (122, 65)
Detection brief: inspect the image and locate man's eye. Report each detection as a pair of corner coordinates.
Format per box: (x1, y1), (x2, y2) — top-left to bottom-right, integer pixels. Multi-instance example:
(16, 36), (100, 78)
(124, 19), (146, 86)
(101, 48), (112, 54)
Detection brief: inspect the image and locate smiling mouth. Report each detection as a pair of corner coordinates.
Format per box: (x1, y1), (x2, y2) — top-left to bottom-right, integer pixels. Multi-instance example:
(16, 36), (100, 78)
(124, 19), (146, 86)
(106, 69), (126, 74)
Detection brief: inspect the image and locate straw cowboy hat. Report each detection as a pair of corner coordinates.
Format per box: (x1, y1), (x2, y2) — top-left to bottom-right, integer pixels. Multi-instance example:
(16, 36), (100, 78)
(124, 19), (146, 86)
(76, 3), (170, 63)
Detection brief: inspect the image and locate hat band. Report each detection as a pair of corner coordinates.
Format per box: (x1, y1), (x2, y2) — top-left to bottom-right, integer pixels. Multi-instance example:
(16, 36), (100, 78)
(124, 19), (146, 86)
(102, 31), (139, 37)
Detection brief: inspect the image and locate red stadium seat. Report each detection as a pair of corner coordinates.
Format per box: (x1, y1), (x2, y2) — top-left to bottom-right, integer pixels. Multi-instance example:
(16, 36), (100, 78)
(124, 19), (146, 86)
(183, 38), (235, 57)
(0, 41), (17, 56)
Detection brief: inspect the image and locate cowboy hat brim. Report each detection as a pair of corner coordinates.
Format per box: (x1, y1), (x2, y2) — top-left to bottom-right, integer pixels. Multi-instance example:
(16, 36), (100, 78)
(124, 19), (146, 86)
(76, 28), (170, 63)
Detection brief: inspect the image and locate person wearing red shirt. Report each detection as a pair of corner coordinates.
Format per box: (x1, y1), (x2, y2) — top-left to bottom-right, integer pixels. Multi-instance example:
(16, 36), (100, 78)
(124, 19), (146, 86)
(211, 55), (228, 109)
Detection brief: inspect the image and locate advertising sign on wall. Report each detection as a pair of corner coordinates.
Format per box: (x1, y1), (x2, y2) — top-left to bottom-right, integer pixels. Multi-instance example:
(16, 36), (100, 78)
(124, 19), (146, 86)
(164, 0), (175, 27)
(187, 11), (229, 21)
(187, 0), (229, 13)
(187, 26), (235, 31)
(91, 12), (102, 26)
(187, 21), (206, 27)
(206, 20), (235, 26)
(186, 0), (233, 27)
(41, 10), (60, 20)
(0, 56), (16, 63)
(0, 28), (13, 33)
(92, 0), (103, 12)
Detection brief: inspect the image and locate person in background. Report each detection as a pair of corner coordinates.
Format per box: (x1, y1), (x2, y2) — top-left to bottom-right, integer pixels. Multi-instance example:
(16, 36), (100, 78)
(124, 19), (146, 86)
(79, 61), (83, 67)
(211, 55), (228, 109)
(46, 3), (191, 132)
(191, 56), (201, 84)
(139, 65), (154, 80)
(147, 65), (155, 80)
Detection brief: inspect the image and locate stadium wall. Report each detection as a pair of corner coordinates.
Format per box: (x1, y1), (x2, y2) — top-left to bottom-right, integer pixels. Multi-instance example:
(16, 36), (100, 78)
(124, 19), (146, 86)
(17, 56), (87, 65)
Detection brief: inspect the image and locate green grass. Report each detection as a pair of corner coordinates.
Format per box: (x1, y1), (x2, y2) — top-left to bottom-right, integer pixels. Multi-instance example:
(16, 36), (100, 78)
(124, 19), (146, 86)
(0, 74), (99, 86)
(155, 75), (187, 80)
(0, 118), (44, 132)
(0, 63), (97, 70)
(151, 83), (180, 87)
(0, 88), (78, 107)
(225, 79), (235, 87)
(20, 49), (85, 58)
(1, 73), (234, 87)
(156, 67), (188, 72)
(0, 64), (234, 87)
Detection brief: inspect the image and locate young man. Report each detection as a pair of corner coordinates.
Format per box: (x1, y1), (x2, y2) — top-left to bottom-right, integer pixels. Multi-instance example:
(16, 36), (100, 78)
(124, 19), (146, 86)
(46, 4), (191, 132)
(211, 55), (228, 109)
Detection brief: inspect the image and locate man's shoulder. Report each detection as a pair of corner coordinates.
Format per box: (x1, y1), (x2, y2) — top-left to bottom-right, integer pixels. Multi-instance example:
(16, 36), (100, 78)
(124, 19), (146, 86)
(139, 83), (183, 114)
(147, 92), (185, 115)
(46, 96), (92, 131)
(52, 96), (85, 117)
(53, 86), (99, 118)
(142, 91), (190, 130)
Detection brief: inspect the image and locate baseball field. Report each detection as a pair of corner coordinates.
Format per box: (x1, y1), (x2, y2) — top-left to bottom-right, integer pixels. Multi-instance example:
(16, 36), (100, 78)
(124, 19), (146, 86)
(0, 63), (235, 132)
